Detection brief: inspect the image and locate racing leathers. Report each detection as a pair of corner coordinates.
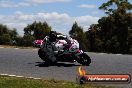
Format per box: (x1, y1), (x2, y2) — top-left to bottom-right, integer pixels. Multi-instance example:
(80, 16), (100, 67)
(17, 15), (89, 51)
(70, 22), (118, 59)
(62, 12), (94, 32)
(52, 34), (78, 51)
(41, 32), (79, 63)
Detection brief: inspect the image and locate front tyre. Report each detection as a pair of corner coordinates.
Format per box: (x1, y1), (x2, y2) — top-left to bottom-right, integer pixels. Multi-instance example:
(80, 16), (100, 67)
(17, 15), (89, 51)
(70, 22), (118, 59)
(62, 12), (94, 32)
(38, 49), (46, 61)
(38, 45), (57, 64)
(77, 53), (91, 66)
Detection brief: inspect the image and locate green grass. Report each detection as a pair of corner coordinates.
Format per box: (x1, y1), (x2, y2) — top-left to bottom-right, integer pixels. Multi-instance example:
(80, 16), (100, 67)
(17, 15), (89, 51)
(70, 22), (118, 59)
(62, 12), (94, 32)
(0, 76), (119, 88)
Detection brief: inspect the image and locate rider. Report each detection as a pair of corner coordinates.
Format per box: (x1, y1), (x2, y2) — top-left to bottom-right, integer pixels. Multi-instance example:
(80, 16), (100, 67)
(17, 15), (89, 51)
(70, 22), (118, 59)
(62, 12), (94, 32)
(48, 31), (57, 42)
(48, 31), (73, 51)
(41, 31), (79, 63)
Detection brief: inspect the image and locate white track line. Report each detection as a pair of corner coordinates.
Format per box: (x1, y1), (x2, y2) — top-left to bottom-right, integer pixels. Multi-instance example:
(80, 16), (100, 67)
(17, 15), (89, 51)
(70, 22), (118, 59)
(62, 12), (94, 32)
(0, 74), (41, 80)
(14, 48), (19, 49)
(8, 75), (16, 77)
(33, 78), (41, 80)
(0, 47), (4, 48)
(116, 54), (122, 55)
(0, 74), (8, 76)
(32, 49), (38, 51)
(93, 52), (122, 55)
(16, 76), (24, 78)
(98, 53), (105, 55)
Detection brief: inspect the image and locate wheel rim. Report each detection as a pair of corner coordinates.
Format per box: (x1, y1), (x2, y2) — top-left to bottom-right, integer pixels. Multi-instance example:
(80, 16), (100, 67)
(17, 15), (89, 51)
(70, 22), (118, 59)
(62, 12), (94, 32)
(80, 54), (91, 65)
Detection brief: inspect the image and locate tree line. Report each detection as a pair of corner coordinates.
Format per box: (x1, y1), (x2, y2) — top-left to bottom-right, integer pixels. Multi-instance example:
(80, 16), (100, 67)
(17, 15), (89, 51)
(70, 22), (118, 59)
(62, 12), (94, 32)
(0, 21), (51, 46)
(70, 0), (132, 54)
(0, 0), (132, 54)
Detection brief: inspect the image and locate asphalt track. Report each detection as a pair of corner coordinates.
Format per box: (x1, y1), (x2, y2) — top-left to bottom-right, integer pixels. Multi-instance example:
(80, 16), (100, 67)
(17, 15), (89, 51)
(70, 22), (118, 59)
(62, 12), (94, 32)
(0, 47), (132, 88)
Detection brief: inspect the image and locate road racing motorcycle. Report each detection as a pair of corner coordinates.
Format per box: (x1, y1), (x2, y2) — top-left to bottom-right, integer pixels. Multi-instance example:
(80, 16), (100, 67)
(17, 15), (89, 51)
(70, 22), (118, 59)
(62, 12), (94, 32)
(38, 35), (91, 66)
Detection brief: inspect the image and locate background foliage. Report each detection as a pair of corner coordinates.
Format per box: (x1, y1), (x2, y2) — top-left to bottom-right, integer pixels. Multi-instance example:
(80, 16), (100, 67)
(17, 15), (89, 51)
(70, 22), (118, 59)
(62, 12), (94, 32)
(0, 0), (132, 53)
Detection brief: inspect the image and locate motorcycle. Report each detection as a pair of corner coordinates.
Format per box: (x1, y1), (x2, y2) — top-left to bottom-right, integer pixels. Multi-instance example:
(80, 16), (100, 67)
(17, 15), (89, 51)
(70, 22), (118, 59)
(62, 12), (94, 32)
(38, 36), (91, 66)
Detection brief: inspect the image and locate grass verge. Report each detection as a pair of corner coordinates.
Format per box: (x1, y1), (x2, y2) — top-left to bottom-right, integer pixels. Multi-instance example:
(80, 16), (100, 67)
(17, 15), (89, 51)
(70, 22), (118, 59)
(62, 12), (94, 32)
(0, 75), (119, 88)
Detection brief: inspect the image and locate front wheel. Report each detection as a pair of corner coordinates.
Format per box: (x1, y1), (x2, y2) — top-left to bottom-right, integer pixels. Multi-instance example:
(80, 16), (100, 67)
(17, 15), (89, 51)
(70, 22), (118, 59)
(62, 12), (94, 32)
(38, 49), (47, 61)
(77, 53), (91, 66)
(38, 45), (57, 64)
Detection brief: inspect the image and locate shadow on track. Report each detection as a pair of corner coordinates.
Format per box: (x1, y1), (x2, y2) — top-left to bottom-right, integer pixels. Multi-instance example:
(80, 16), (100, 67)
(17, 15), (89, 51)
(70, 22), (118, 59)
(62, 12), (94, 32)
(35, 62), (80, 67)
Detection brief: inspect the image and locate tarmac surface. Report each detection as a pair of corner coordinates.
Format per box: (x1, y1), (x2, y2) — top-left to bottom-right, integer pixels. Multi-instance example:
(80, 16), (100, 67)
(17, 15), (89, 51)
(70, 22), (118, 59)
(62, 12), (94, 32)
(0, 47), (132, 88)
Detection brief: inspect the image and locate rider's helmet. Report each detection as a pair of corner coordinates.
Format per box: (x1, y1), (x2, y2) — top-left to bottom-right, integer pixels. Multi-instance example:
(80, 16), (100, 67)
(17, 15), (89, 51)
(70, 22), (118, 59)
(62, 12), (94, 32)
(49, 31), (57, 42)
